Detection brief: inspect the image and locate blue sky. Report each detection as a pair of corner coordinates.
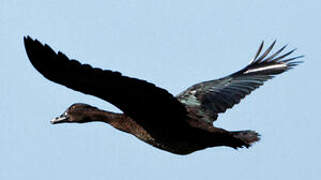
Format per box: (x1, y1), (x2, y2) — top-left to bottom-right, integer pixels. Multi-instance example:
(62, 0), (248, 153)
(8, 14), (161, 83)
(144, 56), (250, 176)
(1, 0), (320, 179)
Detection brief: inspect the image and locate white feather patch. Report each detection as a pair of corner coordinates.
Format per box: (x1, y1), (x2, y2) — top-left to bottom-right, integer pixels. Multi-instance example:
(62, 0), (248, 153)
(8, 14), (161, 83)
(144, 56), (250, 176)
(244, 63), (287, 74)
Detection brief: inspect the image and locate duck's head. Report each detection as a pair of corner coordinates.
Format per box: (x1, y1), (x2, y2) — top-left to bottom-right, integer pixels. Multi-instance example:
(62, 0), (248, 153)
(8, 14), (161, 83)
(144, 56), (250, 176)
(50, 103), (98, 124)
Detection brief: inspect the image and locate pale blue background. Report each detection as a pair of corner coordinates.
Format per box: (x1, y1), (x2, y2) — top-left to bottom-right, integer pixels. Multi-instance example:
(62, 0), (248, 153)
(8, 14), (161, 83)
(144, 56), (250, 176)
(1, 1), (320, 180)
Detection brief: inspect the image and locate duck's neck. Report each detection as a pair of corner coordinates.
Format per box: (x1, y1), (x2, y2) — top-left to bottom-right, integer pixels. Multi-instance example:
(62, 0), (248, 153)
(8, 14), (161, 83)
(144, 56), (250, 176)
(86, 109), (153, 142)
(88, 109), (133, 133)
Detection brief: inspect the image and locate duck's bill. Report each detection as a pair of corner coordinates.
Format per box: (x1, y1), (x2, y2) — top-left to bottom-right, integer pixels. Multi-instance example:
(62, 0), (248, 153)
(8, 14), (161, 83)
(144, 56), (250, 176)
(50, 114), (69, 124)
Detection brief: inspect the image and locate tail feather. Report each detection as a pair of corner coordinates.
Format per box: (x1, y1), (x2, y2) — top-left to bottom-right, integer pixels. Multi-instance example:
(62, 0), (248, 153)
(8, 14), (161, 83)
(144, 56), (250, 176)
(231, 130), (260, 148)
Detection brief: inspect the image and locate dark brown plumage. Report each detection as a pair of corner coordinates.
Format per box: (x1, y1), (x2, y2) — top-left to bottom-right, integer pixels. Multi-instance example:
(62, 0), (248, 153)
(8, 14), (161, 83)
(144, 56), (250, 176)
(24, 36), (302, 155)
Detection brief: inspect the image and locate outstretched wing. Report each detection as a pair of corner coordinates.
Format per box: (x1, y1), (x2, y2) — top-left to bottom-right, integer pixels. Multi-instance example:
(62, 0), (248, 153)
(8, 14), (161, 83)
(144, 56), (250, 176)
(177, 41), (303, 124)
(24, 36), (188, 134)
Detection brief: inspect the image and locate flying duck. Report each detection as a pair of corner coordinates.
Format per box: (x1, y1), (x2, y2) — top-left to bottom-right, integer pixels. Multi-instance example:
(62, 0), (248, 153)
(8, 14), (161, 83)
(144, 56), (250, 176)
(24, 36), (302, 155)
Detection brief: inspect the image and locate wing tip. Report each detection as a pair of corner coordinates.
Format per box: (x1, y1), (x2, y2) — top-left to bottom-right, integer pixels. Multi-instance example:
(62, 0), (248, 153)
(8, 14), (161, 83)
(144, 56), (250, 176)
(245, 40), (303, 75)
(23, 36), (46, 54)
(23, 35), (37, 46)
(23, 35), (32, 49)
(252, 41), (304, 64)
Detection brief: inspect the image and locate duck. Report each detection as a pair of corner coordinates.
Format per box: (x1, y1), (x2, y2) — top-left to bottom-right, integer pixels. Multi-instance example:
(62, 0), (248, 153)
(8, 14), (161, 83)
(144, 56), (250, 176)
(24, 36), (302, 155)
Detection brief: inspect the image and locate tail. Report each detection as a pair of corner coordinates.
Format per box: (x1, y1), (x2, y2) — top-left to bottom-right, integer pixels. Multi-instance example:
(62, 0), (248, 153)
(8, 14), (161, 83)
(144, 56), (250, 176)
(231, 130), (260, 148)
